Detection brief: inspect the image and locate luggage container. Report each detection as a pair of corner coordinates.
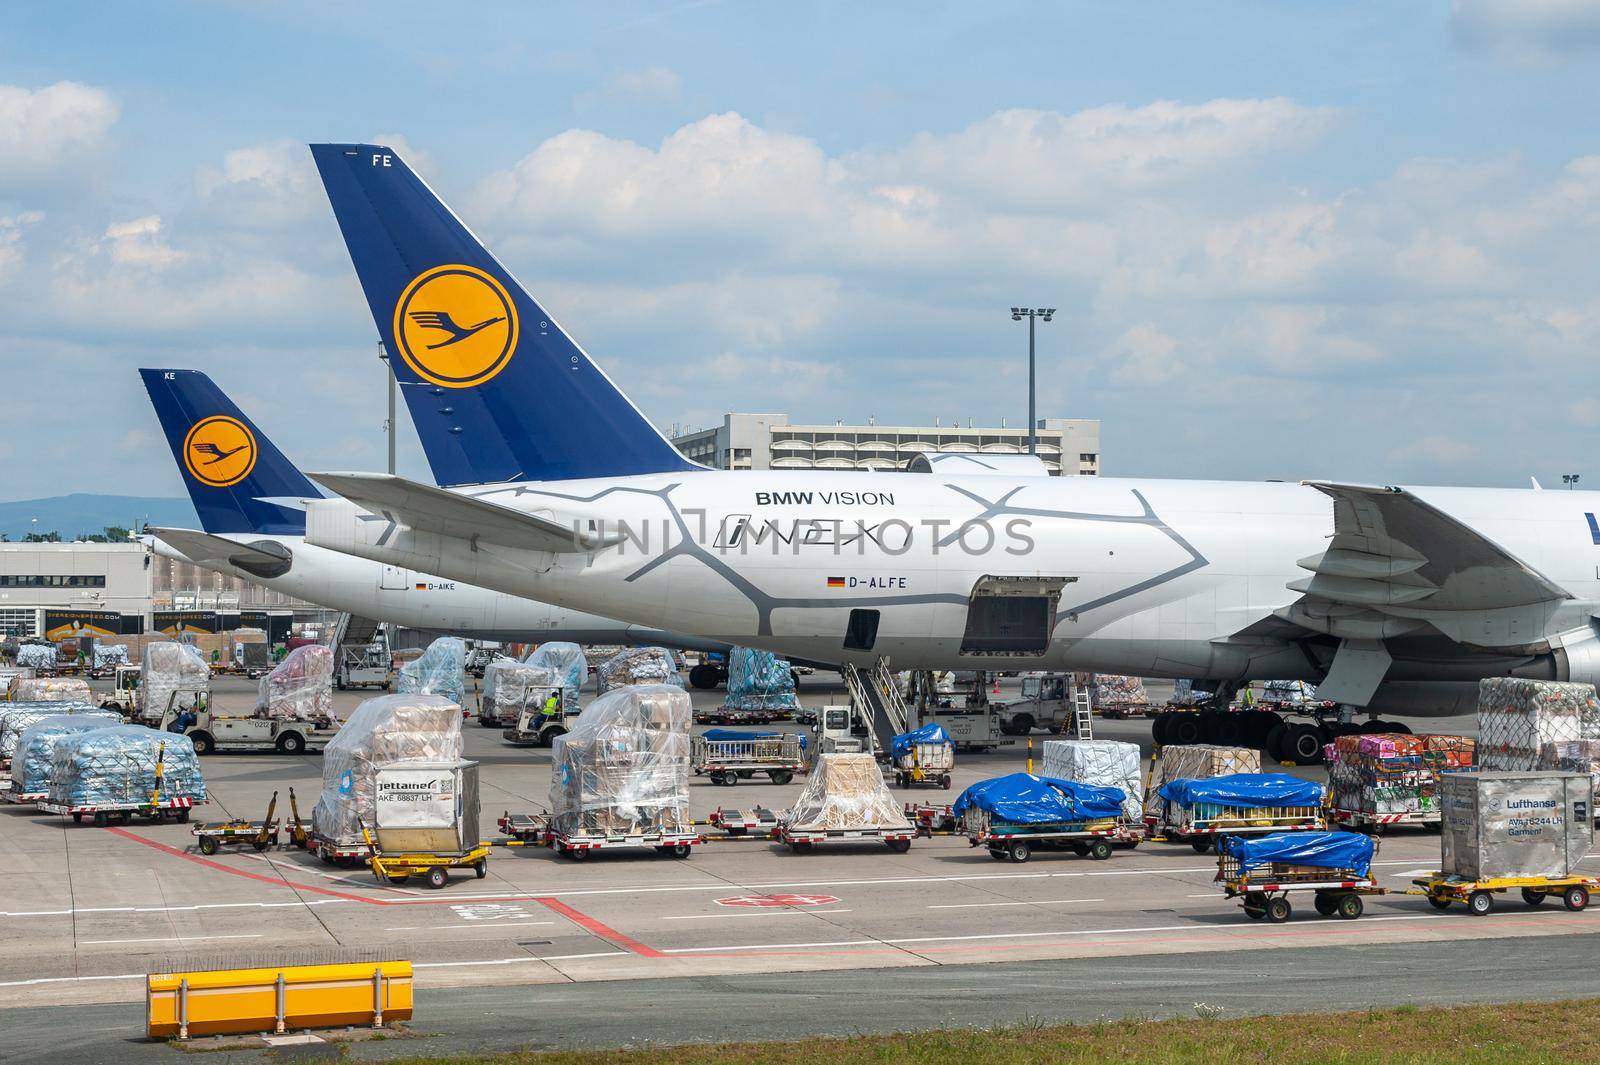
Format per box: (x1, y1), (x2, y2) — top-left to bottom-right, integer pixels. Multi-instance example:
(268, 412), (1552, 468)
(1441, 771), (1592, 881)
(890, 723), (954, 789)
(1155, 773), (1325, 852)
(692, 730), (805, 786)
(1217, 831), (1381, 922)
(366, 760), (487, 887)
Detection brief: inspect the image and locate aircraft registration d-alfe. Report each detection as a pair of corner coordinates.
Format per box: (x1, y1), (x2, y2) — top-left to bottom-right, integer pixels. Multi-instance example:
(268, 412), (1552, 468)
(300, 142), (1600, 762)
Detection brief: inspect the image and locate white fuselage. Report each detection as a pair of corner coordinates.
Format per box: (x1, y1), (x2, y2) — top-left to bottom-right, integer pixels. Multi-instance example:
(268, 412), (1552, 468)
(149, 534), (725, 650)
(306, 470), (1600, 697)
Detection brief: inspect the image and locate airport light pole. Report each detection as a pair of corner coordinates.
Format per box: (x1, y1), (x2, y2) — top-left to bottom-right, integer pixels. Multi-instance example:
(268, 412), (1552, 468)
(1564, 474), (1580, 490)
(1011, 307), (1055, 455)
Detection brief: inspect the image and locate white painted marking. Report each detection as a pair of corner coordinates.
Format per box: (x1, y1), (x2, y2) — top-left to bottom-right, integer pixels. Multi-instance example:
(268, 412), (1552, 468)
(0, 899), (350, 918)
(0, 973), (144, 988)
(81, 934), (262, 945)
(662, 910), (853, 921)
(412, 951), (627, 968)
(384, 921), (554, 932)
(926, 899), (1105, 910)
(661, 939), (879, 954)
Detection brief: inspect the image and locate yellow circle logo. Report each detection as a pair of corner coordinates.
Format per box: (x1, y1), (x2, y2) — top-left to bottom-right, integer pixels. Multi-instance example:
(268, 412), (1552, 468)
(183, 415), (258, 488)
(392, 264), (519, 388)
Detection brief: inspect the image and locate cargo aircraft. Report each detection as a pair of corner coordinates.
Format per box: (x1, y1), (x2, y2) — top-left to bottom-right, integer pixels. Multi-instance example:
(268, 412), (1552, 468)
(139, 368), (725, 654)
(299, 143), (1600, 762)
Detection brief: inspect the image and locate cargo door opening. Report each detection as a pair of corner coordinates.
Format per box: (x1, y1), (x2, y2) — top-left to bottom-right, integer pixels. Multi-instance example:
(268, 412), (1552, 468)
(959, 575), (1073, 656)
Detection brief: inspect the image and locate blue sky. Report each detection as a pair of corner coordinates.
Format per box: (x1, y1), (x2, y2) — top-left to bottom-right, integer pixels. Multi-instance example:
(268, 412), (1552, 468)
(3, 1), (1600, 498)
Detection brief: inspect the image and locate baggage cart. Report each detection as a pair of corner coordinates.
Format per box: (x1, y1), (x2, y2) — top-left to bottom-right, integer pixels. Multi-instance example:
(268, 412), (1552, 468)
(706, 806), (779, 836)
(692, 733), (805, 786)
(549, 827), (699, 860)
(363, 825), (490, 889)
(904, 801), (957, 835)
(1153, 774), (1325, 853)
(892, 742), (953, 790)
(1327, 806), (1441, 833)
(1217, 845), (1382, 922)
(773, 822), (913, 853)
(1410, 873), (1599, 916)
(497, 810), (548, 843)
(962, 806), (1141, 863)
(38, 795), (199, 826)
(308, 832), (373, 866)
(192, 791), (280, 855)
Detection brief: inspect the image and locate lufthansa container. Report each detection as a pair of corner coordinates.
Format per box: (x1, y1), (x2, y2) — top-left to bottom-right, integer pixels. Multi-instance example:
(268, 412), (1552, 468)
(373, 760), (480, 856)
(1441, 771), (1592, 880)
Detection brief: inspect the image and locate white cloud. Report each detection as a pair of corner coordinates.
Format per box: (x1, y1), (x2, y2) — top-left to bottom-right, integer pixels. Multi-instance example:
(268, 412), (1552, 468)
(194, 139), (319, 225)
(597, 65), (683, 107)
(1104, 323), (1182, 385)
(0, 82), (118, 189)
(1452, 0), (1600, 61)
(100, 216), (185, 268)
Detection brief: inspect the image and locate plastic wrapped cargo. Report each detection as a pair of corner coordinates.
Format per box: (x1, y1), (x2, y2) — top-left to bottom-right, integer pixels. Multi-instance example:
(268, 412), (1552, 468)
(1477, 678), (1600, 772)
(1144, 744), (1260, 818)
(311, 694), (463, 847)
(525, 642), (587, 714)
(1041, 739), (1143, 823)
(1219, 831), (1374, 878)
(722, 647), (800, 714)
(395, 637), (467, 706)
(10, 712), (122, 795)
(482, 660), (559, 723)
(595, 647), (682, 693)
(783, 753), (910, 833)
(548, 684), (691, 837)
(1544, 739), (1600, 804)
(48, 725), (205, 808)
(256, 645), (334, 721)
(0, 702), (98, 760)
(1158, 773), (1324, 809)
(91, 644), (129, 670)
(15, 644), (56, 670)
(9, 677), (91, 703)
(953, 773), (1124, 824)
(1442, 771), (1594, 880)
(142, 642), (209, 721)
(1091, 675), (1148, 708)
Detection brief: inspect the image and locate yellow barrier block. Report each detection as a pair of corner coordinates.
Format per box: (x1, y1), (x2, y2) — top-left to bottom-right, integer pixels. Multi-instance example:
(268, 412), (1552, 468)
(147, 960), (412, 1039)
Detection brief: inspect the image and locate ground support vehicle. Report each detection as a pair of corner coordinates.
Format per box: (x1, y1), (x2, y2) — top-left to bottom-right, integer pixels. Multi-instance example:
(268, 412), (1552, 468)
(98, 664), (142, 714)
(704, 806), (779, 836)
(1154, 802), (1324, 854)
(496, 811), (549, 843)
(692, 734), (804, 786)
(284, 787), (310, 849)
(693, 706), (785, 726)
(904, 802), (957, 835)
(1219, 849), (1382, 922)
(1327, 807), (1441, 834)
(1410, 873), (1598, 916)
(364, 828), (491, 889)
(40, 794), (198, 826)
(307, 833), (373, 867)
(774, 822), (914, 854)
(158, 699), (337, 755)
(550, 827), (699, 860)
(892, 745), (953, 790)
(192, 791), (280, 855)
(963, 807), (1141, 863)
(1097, 702), (1147, 719)
(500, 703), (579, 747)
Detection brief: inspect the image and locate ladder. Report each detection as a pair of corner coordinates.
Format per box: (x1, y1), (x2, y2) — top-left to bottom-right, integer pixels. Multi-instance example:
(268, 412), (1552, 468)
(1070, 684), (1094, 740)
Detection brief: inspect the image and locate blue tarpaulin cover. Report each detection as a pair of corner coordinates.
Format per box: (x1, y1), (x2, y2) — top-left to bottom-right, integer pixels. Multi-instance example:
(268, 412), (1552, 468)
(1158, 773), (1324, 809)
(891, 723), (953, 758)
(952, 772), (1125, 824)
(1219, 831), (1374, 877)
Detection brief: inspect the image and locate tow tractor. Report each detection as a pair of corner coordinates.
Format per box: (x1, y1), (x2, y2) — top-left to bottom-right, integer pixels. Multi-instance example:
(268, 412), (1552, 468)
(157, 690), (338, 755)
(499, 680), (579, 747)
(98, 664), (142, 714)
(192, 791), (280, 855)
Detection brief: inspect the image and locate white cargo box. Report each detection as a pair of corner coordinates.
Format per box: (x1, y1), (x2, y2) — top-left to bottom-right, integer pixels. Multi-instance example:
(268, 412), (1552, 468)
(374, 759), (480, 856)
(1441, 771), (1593, 880)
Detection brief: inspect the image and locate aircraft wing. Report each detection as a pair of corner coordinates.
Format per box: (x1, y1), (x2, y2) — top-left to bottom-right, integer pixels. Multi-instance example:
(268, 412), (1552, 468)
(307, 472), (607, 555)
(1273, 481), (1571, 648)
(147, 527), (287, 567)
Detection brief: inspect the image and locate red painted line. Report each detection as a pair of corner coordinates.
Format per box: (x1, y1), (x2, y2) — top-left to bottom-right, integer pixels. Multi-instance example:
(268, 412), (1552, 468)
(532, 896), (663, 958)
(104, 827), (375, 904)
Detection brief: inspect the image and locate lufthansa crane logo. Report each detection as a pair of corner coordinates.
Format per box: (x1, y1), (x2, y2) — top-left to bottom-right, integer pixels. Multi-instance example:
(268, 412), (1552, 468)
(183, 415), (258, 488)
(392, 264), (519, 388)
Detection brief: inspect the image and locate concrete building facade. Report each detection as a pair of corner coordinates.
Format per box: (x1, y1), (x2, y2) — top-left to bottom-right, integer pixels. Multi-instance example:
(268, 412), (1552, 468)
(672, 413), (1100, 475)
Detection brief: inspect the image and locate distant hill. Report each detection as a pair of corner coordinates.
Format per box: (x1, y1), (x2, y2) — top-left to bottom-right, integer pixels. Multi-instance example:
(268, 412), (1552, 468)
(0, 494), (198, 541)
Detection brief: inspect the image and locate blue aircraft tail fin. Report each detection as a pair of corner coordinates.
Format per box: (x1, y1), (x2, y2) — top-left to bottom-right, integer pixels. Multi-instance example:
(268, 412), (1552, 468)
(139, 368), (319, 535)
(310, 142), (697, 486)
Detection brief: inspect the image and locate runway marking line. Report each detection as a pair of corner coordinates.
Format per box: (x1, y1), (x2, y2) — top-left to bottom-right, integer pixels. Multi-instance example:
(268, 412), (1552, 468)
(82, 934), (261, 946)
(662, 910), (853, 921)
(926, 899), (1105, 910)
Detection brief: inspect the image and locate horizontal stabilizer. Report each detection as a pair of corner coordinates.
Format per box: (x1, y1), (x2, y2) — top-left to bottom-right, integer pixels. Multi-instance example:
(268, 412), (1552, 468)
(306, 472), (609, 555)
(148, 527), (285, 567)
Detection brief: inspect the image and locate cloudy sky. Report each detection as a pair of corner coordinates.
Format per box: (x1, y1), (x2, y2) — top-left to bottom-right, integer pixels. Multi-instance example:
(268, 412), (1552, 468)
(3, 0), (1600, 499)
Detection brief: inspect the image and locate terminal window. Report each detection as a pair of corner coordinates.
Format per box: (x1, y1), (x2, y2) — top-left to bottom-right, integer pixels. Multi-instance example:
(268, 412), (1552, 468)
(0, 574), (107, 588)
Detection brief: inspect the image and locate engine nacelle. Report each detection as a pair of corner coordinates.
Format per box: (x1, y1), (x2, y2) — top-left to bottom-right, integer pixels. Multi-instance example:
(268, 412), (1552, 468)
(1550, 624), (1600, 689)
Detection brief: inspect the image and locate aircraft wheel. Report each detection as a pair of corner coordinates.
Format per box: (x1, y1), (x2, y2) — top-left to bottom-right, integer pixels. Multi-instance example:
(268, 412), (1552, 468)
(1150, 712), (1171, 745)
(1169, 715), (1202, 745)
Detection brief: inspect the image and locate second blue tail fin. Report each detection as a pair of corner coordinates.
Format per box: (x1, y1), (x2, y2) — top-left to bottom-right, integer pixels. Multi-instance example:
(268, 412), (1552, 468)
(139, 368), (320, 535)
(311, 143), (697, 486)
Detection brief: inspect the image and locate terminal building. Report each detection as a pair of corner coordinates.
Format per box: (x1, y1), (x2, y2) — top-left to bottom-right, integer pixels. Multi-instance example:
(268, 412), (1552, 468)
(0, 541), (325, 640)
(671, 414), (1101, 475)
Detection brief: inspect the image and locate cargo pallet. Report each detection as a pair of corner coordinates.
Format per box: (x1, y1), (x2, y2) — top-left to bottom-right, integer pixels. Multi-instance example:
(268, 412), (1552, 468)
(904, 802), (957, 835)
(1411, 873), (1598, 916)
(550, 828), (699, 860)
(970, 820), (1143, 863)
(1218, 850), (1381, 922)
(705, 806), (779, 836)
(1149, 804), (1324, 853)
(1327, 807), (1441, 833)
(39, 796), (198, 826)
(774, 823), (914, 853)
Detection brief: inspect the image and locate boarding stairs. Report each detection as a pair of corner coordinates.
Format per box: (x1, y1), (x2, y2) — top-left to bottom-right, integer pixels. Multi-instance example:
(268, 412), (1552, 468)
(331, 613), (382, 666)
(844, 659), (910, 756)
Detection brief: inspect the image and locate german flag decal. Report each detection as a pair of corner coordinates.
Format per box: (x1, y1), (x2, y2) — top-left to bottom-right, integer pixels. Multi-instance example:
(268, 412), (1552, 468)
(826, 576), (846, 588)
(414, 583), (427, 591)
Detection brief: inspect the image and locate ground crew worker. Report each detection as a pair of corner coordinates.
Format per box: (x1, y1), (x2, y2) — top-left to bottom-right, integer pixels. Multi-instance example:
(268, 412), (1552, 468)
(541, 690), (560, 719)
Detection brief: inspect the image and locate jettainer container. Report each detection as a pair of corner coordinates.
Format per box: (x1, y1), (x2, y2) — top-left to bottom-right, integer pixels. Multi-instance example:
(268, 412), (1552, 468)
(373, 760), (480, 856)
(1441, 771), (1592, 881)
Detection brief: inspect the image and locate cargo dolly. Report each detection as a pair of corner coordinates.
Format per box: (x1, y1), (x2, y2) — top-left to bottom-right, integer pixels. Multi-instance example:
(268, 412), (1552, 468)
(192, 791), (280, 855)
(965, 811), (1143, 864)
(1218, 850), (1382, 922)
(497, 810), (548, 844)
(1155, 803), (1324, 854)
(692, 733), (804, 786)
(904, 801), (957, 835)
(1327, 807), (1442, 834)
(362, 825), (490, 889)
(705, 806), (779, 836)
(774, 822), (914, 853)
(550, 827), (699, 860)
(37, 741), (202, 826)
(1410, 873), (1597, 916)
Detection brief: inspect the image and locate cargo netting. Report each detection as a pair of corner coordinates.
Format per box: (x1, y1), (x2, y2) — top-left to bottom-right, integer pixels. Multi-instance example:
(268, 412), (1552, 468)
(722, 647), (799, 714)
(10, 712), (122, 795)
(1325, 733), (1474, 816)
(595, 647), (682, 693)
(782, 753), (909, 833)
(48, 725), (205, 807)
